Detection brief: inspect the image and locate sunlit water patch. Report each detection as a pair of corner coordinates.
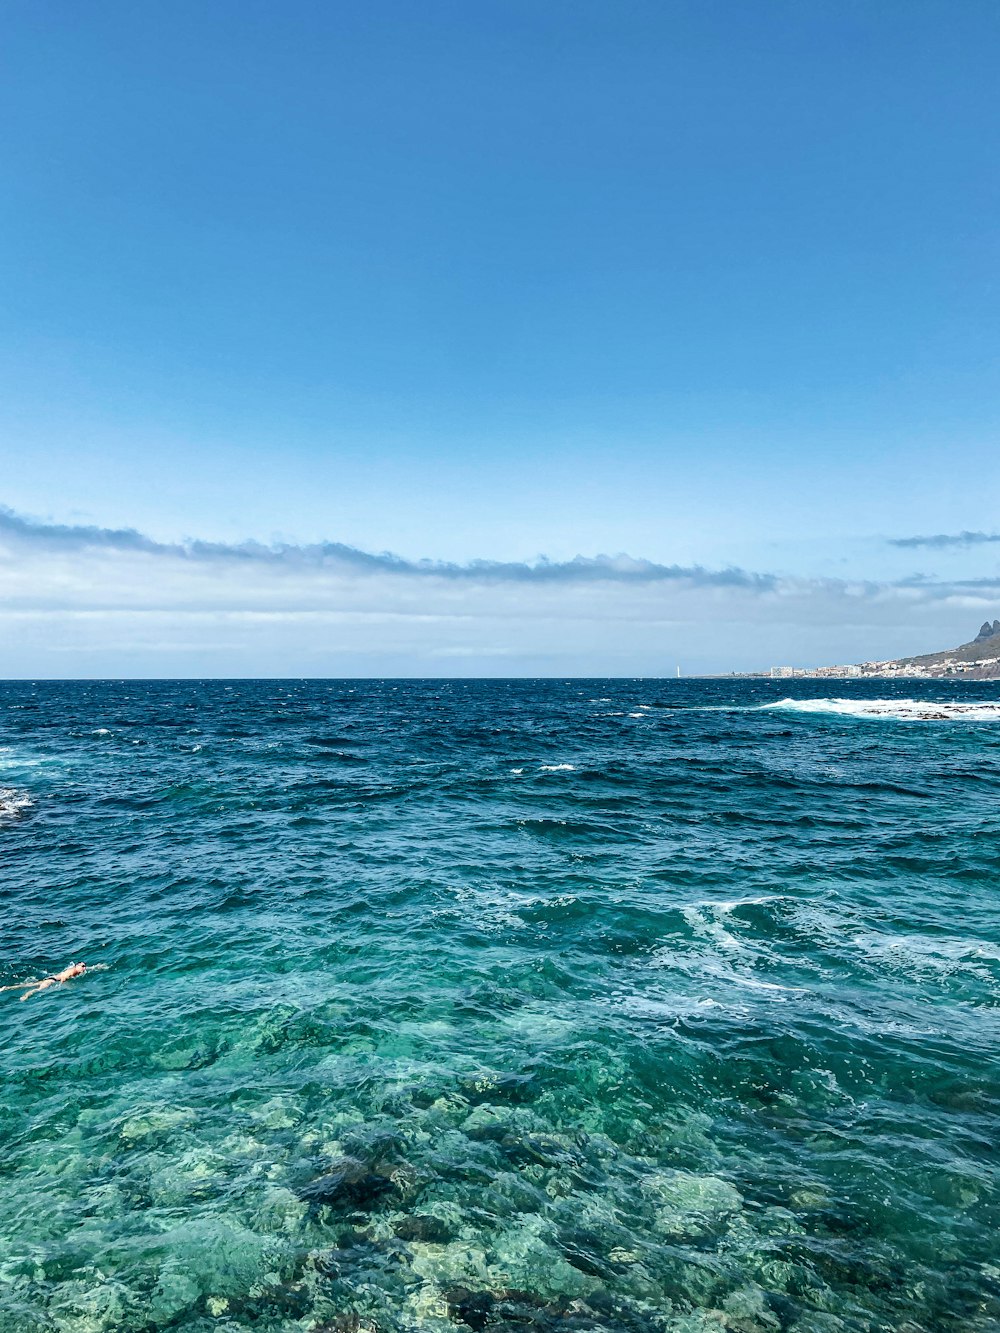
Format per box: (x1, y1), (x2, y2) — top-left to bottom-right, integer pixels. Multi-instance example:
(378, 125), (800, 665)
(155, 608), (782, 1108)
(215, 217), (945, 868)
(1, 678), (999, 1333)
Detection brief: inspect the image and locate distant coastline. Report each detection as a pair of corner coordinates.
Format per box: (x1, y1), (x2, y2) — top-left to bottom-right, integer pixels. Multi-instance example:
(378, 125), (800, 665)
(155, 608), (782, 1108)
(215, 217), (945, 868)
(760, 619), (1000, 681)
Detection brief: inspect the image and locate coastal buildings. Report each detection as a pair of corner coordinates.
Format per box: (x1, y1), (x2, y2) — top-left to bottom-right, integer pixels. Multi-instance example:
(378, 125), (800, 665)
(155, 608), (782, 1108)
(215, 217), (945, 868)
(768, 621), (1000, 680)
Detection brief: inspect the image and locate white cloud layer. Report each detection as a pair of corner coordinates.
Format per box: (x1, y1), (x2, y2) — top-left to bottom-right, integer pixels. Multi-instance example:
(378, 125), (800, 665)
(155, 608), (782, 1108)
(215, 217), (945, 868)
(1, 508), (998, 676)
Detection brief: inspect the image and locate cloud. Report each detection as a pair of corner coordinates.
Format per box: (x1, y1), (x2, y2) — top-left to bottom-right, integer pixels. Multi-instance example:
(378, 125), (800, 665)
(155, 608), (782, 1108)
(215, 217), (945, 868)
(1, 506), (999, 675)
(0, 507), (771, 589)
(888, 530), (1000, 549)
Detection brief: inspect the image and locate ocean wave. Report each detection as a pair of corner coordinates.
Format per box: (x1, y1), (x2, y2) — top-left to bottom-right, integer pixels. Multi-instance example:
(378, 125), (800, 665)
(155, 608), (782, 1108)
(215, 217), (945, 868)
(764, 697), (1000, 722)
(0, 788), (32, 821)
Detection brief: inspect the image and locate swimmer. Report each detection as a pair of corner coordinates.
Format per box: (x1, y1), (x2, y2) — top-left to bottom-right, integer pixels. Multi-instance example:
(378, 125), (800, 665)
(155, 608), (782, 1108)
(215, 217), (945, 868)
(1, 962), (87, 1001)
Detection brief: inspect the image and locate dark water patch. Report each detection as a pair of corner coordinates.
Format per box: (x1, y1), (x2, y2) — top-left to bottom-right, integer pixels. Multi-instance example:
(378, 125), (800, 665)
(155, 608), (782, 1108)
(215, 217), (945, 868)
(298, 1157), (401, 1211)
(513, 818), (650, 844)
(309, 749), (368, 764)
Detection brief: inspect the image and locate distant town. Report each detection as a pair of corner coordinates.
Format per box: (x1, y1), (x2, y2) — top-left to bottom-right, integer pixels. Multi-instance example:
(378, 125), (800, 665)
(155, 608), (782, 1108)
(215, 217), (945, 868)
(767, 619), (1000, 681)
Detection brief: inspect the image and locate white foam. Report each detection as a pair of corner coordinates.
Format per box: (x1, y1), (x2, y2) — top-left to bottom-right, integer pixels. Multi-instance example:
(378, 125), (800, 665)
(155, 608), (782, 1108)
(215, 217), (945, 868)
(722, 973), (805, 993)
(619, 994), (724, 1021)
(764, 697), (1000, 722)
(854, 930), (1000, 978)
(711, 894), (788, 914)
(0, 788), (32, 820)
(539, 763), (576, 772)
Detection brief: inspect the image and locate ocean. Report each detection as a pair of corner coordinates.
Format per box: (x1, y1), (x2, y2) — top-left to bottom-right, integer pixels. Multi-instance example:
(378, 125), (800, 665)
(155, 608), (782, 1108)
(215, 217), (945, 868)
(1, 678), (999, 1333)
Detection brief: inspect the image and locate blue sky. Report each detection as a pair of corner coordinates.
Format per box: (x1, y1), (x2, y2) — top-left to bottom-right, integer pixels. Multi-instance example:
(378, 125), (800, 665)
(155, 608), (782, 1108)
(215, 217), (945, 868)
(1, 1), (998, 674)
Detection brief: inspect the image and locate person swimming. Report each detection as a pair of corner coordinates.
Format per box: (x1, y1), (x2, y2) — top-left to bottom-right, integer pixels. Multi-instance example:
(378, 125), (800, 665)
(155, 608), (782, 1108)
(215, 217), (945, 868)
(1, 962), (87, 1000)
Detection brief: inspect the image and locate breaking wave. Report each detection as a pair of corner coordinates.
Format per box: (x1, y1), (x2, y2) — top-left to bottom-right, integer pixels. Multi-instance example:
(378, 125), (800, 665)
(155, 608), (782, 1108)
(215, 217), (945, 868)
(764, 697), (1000, 722)
(0, 787), (32, 821)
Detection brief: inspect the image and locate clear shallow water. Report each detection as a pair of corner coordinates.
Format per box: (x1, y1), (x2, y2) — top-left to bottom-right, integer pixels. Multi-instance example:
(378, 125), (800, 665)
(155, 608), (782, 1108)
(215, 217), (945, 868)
(1, 678), (999, 1333)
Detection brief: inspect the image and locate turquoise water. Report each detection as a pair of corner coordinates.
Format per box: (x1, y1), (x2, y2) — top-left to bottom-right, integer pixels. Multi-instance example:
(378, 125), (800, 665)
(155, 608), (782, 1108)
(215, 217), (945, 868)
(2, 679), (999, 1333)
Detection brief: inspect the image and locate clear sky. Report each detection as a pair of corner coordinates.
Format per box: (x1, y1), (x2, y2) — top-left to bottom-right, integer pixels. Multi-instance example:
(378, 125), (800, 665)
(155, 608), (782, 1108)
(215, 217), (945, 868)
(1, 1), (998, 675)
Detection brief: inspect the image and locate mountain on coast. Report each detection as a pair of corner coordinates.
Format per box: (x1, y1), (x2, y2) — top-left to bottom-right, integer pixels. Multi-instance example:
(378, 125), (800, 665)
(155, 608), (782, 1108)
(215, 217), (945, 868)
(889, 620), (1000, 679)
(779, 621), (1000, 680)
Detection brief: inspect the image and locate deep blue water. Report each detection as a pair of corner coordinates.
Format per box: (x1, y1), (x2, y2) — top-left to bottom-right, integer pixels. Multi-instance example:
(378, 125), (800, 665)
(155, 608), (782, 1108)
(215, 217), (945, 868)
(2, 678), (999, 1333)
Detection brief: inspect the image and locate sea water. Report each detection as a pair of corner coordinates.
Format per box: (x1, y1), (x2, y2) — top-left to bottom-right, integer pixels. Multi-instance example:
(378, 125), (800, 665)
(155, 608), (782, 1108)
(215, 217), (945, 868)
(1, 678), (999, 1333)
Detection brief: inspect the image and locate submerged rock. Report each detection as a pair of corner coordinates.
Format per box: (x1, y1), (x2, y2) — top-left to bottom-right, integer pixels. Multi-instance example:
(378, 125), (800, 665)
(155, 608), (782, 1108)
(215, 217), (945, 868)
(248, 1095), (303, 1130)
(461, 1103), (526, 1141)
(448, 1285), (497, 1330)
(298, 1155), (399, 1210)
(118, 1106), (197, 1146)
(445, 1285), (661, 1333)
(642, 1169), (743, 1242)
(558, 1226), (632, 1281)
(394, 1213), (457, 1244)
(218, 1278), (313, 1323)
(148, 1270), (200, 1326)
(500, 1132), (584, 1170)
(459, 1070), (538, 1105)
(313, 1317), (382, 1333)
(151, 1033), (220, 1071)
(313, 1230), (411, 1280)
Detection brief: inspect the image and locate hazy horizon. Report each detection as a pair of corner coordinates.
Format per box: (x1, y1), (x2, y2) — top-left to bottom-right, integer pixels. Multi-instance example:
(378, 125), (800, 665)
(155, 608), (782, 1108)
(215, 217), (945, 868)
(1, 505), (997, 678)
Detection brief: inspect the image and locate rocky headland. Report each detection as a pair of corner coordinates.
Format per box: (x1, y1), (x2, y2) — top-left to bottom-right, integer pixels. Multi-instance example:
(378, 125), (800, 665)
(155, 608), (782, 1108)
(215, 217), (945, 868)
(773, 621), (1000, 680)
